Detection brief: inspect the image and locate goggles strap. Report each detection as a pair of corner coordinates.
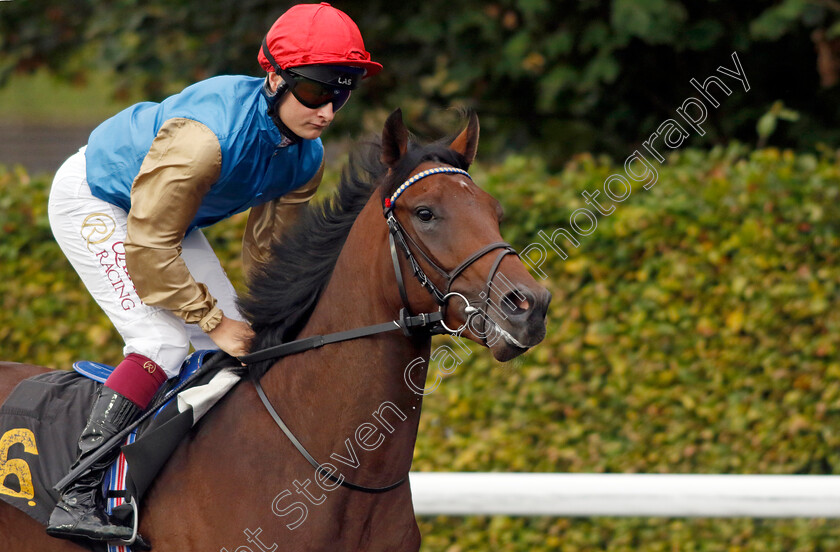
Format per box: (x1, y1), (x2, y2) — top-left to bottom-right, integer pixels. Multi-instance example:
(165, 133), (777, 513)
(261, 36), (283, 74)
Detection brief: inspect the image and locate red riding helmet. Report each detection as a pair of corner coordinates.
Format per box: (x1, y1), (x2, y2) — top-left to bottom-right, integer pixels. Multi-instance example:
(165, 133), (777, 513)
(258, 2), (382, 78)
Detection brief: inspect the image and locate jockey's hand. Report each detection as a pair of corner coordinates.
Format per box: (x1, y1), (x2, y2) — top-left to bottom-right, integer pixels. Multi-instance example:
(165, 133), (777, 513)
(207, 315), (255, 358)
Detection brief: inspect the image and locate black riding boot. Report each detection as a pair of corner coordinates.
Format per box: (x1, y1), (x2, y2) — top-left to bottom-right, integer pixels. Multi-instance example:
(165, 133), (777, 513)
(46, 386), (140, 542)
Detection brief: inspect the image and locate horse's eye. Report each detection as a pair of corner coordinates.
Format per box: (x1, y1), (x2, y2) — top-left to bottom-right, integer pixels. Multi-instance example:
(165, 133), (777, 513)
(415, 208), (435, 222)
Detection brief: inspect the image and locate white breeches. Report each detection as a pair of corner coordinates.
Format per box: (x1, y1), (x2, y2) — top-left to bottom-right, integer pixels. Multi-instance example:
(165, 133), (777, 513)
(48, 148), (243, 377)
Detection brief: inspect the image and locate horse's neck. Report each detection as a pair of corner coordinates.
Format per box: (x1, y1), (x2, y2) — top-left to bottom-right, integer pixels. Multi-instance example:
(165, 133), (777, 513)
(259, 198), (430, 483)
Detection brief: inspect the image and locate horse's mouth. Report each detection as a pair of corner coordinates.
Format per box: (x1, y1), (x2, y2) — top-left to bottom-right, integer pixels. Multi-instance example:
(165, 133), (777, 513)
(484, 316), (545, 362)
(452, 286), (550, 361)
(495, 323), (531, 349)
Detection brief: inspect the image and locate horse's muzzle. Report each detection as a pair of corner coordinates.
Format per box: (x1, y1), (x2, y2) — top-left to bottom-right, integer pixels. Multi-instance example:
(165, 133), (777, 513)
(485, 286), (551, 361)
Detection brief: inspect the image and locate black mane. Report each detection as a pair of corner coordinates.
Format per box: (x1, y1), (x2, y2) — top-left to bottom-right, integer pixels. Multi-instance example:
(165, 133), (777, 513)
(238, 132), (469, 378)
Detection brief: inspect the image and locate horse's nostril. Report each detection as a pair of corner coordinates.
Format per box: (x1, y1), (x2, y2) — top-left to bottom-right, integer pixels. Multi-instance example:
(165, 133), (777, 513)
(501, 290), (530, 316)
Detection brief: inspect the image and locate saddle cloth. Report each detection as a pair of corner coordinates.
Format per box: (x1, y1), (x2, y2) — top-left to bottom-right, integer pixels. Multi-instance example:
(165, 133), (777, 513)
(0, 350), (241, 551)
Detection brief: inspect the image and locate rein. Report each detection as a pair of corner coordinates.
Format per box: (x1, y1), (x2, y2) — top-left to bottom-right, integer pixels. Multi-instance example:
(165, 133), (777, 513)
(242, 165), (517, 494)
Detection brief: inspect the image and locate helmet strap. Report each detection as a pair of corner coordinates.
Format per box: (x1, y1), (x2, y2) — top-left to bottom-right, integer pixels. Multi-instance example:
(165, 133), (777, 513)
(262, 77), (302, 145)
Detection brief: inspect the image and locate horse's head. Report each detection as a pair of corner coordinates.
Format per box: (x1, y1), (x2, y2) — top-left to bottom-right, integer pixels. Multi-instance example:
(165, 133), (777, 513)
(378, 109), (550, 361)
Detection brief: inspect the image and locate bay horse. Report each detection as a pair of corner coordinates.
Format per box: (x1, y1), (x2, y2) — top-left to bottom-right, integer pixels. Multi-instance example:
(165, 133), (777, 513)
(0, 109), (550, 551)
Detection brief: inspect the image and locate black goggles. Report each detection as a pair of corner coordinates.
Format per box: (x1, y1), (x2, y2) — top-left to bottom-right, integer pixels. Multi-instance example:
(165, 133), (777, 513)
(261, 37), (364, 111)
(281, 69), (355, 111)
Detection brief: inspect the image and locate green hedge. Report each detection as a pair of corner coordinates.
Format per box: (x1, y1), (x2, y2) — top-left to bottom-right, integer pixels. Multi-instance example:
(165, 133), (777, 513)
(2, 145), (839, 549)
(4, 2), (840, 160)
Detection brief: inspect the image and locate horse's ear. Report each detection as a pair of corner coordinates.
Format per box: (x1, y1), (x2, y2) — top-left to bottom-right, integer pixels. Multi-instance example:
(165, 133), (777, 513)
(449, 111), (480, 166)
(381, 109), (409, 167)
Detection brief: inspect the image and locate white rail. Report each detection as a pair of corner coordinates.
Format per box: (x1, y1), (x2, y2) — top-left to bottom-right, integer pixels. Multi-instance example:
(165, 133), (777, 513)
(408, 473), (840, 518)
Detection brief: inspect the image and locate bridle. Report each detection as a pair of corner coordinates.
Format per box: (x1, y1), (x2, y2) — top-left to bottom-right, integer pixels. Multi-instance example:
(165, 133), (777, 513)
(383, 167), (518, 337)
(242, 164), (518, 493)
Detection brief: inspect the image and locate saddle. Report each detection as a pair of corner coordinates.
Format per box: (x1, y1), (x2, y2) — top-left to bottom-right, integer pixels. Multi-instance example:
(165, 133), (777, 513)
(0, 351), (241, 551)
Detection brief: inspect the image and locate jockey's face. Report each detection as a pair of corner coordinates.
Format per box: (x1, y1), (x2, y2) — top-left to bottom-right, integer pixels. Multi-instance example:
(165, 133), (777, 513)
(268, 72), (339, 140)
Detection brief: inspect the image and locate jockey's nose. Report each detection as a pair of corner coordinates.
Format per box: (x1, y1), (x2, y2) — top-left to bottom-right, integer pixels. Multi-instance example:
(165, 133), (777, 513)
(317, 102), (335, 122)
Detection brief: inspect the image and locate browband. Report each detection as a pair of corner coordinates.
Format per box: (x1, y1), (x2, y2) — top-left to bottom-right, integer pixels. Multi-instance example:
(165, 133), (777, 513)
(383, 167), (472, 213)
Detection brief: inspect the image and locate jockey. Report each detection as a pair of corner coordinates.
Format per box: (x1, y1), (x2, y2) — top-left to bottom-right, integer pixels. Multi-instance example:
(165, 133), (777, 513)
(45, 2), (381, 543)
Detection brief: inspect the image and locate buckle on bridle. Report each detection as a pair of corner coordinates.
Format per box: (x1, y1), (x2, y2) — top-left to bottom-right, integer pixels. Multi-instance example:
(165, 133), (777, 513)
(399, 308), (444, 337)
(385, 213), (400, 233)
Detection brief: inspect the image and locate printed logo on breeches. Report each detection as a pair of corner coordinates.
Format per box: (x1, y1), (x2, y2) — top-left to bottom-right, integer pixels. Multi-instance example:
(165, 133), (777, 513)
(81, 212), (116, 252)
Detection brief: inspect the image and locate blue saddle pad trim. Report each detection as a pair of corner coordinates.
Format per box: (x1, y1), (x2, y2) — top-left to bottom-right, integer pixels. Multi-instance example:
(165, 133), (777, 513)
(71, 360), (113, 384)
(73, 350), (214, 386)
